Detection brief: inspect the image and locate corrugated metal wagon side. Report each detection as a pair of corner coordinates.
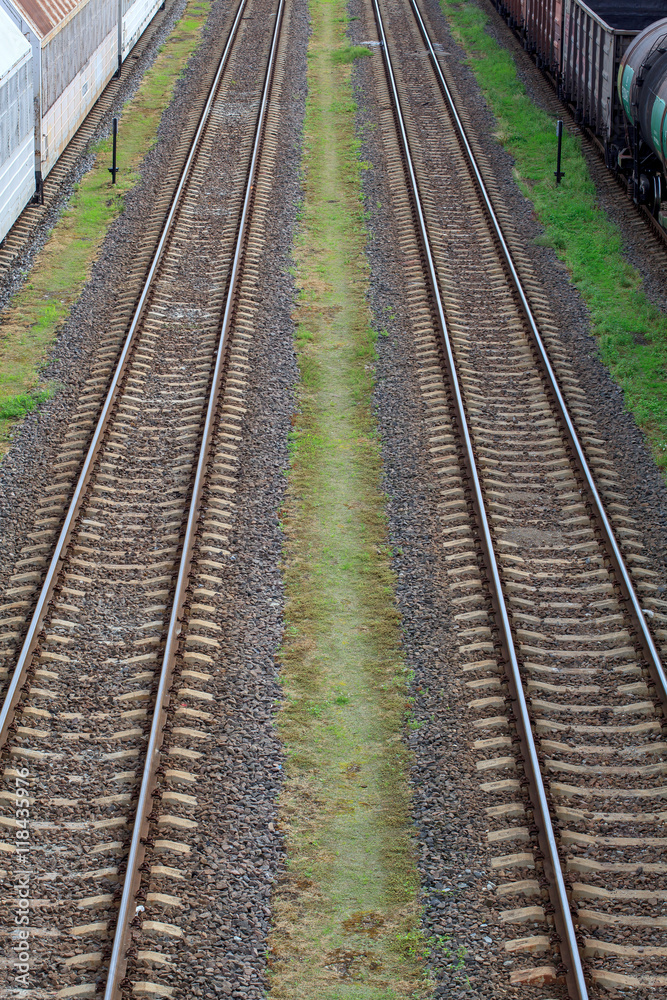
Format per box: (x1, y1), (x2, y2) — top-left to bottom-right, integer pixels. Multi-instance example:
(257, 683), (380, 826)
(499, 0), (527, 34)
(0, 5), (35, 243)
(560, 0), (634, 150)
(524, 0), (563, 73)
(39, 0), (119, 178)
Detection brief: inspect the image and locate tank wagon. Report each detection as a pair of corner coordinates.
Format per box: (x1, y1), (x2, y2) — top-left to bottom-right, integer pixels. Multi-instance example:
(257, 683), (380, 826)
(494, 0), (667, 226)
(0, 0), (164, 243)
(619, 18), (667, 224)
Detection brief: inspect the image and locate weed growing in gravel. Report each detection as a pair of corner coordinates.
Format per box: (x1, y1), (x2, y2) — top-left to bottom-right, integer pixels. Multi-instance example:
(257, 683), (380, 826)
(442, 0), (667, 471)
(0, 0), (212, 453)
(333, 45), (372, 64)
(0, 388), (51, 421)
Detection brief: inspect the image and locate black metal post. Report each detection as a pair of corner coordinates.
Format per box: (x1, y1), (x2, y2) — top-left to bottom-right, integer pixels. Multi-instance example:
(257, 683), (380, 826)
(33, 171), (44, 206)
(554, 119), (564, 184)
(109, 117), (119, 184)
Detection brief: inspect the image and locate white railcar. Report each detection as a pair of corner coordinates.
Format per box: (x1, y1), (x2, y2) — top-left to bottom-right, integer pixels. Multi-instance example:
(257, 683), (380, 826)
(0, 5), (35, 243)
(0, 0), (164, 244)
(122, 0), (164, 62)
(2, 0), (119, 183)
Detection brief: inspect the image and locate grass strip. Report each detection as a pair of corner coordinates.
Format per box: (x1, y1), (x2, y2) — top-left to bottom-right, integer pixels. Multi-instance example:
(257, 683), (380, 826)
(0, 0), (212, 453)
(267, 2), (430, 998)
(442, 0), (667, 472)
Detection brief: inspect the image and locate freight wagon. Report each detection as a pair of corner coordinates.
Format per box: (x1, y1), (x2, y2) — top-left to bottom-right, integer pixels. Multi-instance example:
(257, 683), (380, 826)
(0, 0), (164, 244)
(494, 0), (667, 222)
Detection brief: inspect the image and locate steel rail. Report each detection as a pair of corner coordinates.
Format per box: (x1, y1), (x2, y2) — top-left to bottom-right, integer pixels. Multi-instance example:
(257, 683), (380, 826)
(408, 0), (667, 710)
(371, 0), (589, 995)
(102, 0), (286, 994)
(0, 0), (249, 751)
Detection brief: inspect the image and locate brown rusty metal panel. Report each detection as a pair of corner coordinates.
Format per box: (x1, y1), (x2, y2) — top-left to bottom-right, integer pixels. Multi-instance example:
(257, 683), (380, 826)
(506, 0), (525, 28)
(584, 14), (592, 121)
(524, 0), (559, 72)
(563, 0), (574, 97)
(561, 0), (642, 143)
(596, 24), (605, 133)
(575, 3), (583, 107)
(554, 0), (562, 68)
(9, 0), (85, 38)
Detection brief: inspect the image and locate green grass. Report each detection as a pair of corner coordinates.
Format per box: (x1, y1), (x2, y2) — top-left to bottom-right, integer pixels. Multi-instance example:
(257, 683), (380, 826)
(267, 0), (429, 997)
(0, 0), (212, 452)
(332, 44), (372, 64)
(0, 388), (51, 421)
(442, 0), (667, 470)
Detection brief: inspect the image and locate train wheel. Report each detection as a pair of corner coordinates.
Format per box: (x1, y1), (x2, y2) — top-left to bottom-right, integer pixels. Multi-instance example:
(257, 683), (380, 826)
(651, 173), (663, 217)
(642, 172), (663, 216)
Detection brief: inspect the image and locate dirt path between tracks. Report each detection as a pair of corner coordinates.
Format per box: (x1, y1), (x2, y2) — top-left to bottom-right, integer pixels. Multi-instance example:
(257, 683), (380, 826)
(267, 1), (431, 997)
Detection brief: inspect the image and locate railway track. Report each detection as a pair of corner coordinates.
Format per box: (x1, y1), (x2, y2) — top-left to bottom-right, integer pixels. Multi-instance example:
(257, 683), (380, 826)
(364, 0), (667, 994)
(0, 0), (288, 991)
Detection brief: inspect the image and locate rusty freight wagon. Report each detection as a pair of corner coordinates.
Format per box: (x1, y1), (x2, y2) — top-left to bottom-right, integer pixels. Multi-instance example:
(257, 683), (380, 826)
(500, 0), (564, 74)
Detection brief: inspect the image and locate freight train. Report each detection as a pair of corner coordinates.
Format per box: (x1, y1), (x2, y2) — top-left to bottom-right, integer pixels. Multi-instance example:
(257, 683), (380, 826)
(0, 0), (165, 243)
(494, 0), (667, 229)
